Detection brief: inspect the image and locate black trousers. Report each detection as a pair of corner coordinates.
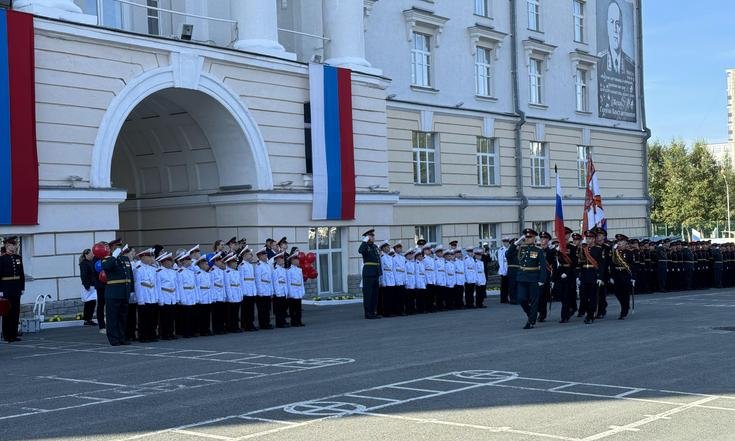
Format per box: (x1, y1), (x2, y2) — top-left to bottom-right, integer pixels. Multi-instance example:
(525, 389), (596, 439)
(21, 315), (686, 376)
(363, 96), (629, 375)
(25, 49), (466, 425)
(137, 304), (158, 341)
(104, 296), (128, 345)
(256, 296), (272, 328)
(507, 271), (518, 304)
(96, 285), (106, 329)
(241, 297), (256, 330)
(537, 283), (551, 321)
(362, 275), (379, 318)
(500, 275), (509, 303)
(657, 264), (668, 292)
(580, 283), (598, 321)
(126, 303), (137, 341)
(1, 294), (21, 340)
(558, 278), (576, 321)
(159, 304), (175, 339)
(273, 297), (288, 326)
(475, 284), (487, 307)
(212, 302), (226, 334)
(227, 302), (241, 331)
(198, 304), (212, 335)
(464, 283), (476, 308)
(596, 284), (608, 317)
(516, 281), (539, 325)
(425, 284), (437, 312)
(393, 286), (406, 315)
(179, 305), (196, 337)
(404, 288), (416, 314)
(83, 300), (96, 322)
(288, 298), (303, 326)
(613, 276), (632, 318)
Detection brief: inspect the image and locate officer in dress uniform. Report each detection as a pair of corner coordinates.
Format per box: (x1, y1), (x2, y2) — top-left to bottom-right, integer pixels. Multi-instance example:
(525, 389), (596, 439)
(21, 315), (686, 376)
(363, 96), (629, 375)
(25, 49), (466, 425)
(611, 234), (634, 320)
(537, 232), (555, 323)
(712, 243), (724, 288)
(556, 237), (576, 323)
(101, 239), (134, 346)
(393, 243), (407, 315)
(134, 248), (158, 342)
(0, 237), (24, 342)
(508, 229), (546, 329)
(568, 232), (581, 316)
(272, 252), (289, 328)
(238, 248), (258, 331)
(656, 240), (669, 292)
(593, 228), (611, 319)
(578, 230), (604, 324)
(358, 229), (381, 319)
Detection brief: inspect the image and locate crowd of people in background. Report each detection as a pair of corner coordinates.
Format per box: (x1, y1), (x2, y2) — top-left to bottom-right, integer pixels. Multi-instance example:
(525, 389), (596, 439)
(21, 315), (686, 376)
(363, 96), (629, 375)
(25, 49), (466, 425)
(79, 237), (306, 346)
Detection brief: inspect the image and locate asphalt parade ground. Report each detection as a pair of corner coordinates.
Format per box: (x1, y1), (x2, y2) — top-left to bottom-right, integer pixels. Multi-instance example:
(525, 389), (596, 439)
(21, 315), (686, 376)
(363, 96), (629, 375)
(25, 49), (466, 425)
(1, 290), (734, 441)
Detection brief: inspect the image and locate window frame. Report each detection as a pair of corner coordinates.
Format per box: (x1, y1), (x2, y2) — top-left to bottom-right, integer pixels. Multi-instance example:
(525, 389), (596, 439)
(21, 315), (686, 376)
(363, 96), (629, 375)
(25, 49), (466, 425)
(575, 67), (589, 112)
(412, 131), (438, 185)
(475, 46), (494, 97)
(529, 141), (549, 187)
(479, 223), (500, 249)
(146, 0), (160, 36)
(411, 32), (433, 88)
(475, 0), (490, 17)
(415, 225), (440, 245)
(527, 0), (541, 31)
(573, 0), (585, 43)
(476, 136), (500, 186)
(577, 145), (590, 188)
(308, 226), (345, 295)
(528, 57), (544, 105)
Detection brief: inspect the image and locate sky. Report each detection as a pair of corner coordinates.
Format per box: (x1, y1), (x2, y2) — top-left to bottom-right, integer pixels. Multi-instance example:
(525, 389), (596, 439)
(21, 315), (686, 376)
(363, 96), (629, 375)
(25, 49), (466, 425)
(643, 0), (735, 145)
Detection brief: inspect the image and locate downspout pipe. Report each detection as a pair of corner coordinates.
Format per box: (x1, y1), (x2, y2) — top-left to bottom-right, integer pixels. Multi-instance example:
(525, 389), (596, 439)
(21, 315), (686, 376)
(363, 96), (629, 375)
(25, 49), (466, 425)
(510, 0), (527, 234)
(636, 0), (652, 235)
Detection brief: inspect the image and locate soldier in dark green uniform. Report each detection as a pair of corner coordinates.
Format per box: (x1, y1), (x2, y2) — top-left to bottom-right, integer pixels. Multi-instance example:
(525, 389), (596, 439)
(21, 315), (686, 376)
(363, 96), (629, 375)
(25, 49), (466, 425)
(505, 238), (520, 305)
(101, 239), (134, 346)
(359, 229), (382, 319)
(507, 228), (546, 329)
(0, 237), (24, 343)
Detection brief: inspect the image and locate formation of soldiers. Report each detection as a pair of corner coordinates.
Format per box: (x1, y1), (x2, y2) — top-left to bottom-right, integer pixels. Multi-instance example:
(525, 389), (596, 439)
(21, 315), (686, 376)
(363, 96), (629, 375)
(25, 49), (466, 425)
(92, 237), (306, 346)
(358, 229), (489, 319)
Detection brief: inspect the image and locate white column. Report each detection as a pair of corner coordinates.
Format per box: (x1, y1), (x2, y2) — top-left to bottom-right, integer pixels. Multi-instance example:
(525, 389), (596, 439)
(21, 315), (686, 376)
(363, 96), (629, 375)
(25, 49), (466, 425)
(232, 0), (295, 61)
(13, 0), (96, 25)
(322, 0), (380, 75)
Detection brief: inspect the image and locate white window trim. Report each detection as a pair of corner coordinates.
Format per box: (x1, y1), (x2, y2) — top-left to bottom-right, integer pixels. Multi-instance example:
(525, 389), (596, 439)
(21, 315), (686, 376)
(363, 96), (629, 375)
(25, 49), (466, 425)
(570, 50), (597, 113)
(411, 32), (433, 88)
(477, 137), (500, 186)
(527, 0), (542, 32)
(474, 0), (493, 18)
(475, 48), (494, 98)
(529, 141), (550, 188)
(523, 40), (555, 106)
(573, 0), (586, 43)
(528, 57), (544, 105)
(468, 25), (506, 59)
(412, 131), (439, 185)
(575, 68), (589, 113)
(577, 145), (591, 188)
(403, 8), (449, 47)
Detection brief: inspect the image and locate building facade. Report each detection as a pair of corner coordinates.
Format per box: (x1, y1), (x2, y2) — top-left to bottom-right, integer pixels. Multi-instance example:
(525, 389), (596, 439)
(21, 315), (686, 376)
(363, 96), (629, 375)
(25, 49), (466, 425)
(706, 69), (735, 169)
(1, 0), (649, 304)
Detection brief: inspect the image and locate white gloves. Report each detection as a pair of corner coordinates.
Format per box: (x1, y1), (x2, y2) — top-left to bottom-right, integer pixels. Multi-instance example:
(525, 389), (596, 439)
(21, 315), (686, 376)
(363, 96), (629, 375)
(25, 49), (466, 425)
(576, 278), (581, 288)
(362, 236), (369, 243)
(112, 248), (122, 258)
(550, 282), (555, 290)
(538, 282), (543, 286)
(596, 279), (604, 287)
(515, 237), (525, 246)
(561, 273), (568, 279)
(609, 278), (614, 285)
(631, 279), (636, 287)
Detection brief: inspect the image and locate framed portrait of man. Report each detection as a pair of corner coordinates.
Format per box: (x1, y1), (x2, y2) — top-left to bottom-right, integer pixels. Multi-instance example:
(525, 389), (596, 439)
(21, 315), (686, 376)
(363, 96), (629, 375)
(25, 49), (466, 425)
(597, 0), (637, 122)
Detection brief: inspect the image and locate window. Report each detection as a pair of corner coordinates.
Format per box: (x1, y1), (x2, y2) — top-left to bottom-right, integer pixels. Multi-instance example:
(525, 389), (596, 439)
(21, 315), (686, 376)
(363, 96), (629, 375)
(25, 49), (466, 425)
(146, 0), (160, 36)
(477, 137), (499, 186)
(527, 0), (540, 31)
(529, 58), (543, 105)
(308, 227), (343, 294)
(415, 225), (439, 245)
(577, 145), (590, 188)
(411, 32), (432, 87)
(532, 221), (552, 234)
(530, 141), (548, 187)
(413, 131), (437, 184)
(479, 223), (500, 248)
(573, 0), (585, 42)
(475, 47), (493, 97)
(575, 68), (589, 112)
(475, 0), (489, 17)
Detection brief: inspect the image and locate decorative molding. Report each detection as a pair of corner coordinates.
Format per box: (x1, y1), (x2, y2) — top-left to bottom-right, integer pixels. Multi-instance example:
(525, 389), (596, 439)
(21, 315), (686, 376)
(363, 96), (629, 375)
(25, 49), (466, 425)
(569, 50), (598, 71)
(402, 7), (449, 47)
(364, 0), (378, 31)
(171, 52), (205, 89)
(483, 116), (495, 138)
(535, 123), (545, 142)
(420, 110), (434, 132)
(582, 127), (591, 146)
(467, 25), (506, 59)
(523, 39), (556, 69)
(38, 188), (128, 204)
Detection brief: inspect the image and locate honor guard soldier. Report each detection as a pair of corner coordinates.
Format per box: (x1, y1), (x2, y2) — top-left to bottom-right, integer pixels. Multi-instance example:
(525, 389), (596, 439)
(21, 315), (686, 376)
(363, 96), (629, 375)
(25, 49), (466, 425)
(255, 248), (275, 329)
(155, 252), (177, 340)
(378, 242), (395, 316)
(272, 252), (289, 328)
(474, 248), (488, 308)
(286, 253), (305, 326)
(509, 229), (546, 329)
(134, 249), (158, 342)
(194, 255), (213, 336)
(611, 234), (634, 320)
(421, 244), (437, 312)
(175, 251), (198, 338)
(505, 237), (520, 305)
(578, 230), (605, 324)
(593, 228), (611, 319)
(101, 239), (134, 346)
(656, 240), (669, 292)
(404, 249), (417, 314)
(556, 238), (576, 323)
(433, 245), (447, 310)
(462, 246), (476, 308)
(537, 232), (555, 323)
(224, 253), (244, 332)
(238, 248), (258, 331)
(682, 241), (695, 290)
(712, 243), (724, 288)
(358, 229), (381, 319)
(209, 252), (227, 334)
(415, 250), (428, 313)
(498, 238), (510, 303)
(0, 237), (24, 342)
(393, 243), (407, 316)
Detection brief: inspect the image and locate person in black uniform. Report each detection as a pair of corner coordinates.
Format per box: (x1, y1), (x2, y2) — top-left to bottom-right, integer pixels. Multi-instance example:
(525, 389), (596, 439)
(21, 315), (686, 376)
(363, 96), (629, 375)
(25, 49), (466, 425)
(567, 232), (581, 315)
(505, 238), (520, 305)
(359, 229), (381, 319)
(712, 244), (723, 288)
(656, 240), (669, 292)
(611, 234), (634, 320)
(594, 228), (611, 319)
(682, 241), (695, 291)
(101, 239), (134, 346)
(507, 229), (546, 329)
(0, 237), (25, 343)
(537, 232), (554, 323)
(578, 230), (605, 324)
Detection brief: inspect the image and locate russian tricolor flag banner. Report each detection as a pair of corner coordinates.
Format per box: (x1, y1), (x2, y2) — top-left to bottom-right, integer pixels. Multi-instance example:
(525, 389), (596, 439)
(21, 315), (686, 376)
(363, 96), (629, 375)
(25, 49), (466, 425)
(308, 63), (356, 221)
(0, 10), (38, 226)
(554, 171), (567, 254)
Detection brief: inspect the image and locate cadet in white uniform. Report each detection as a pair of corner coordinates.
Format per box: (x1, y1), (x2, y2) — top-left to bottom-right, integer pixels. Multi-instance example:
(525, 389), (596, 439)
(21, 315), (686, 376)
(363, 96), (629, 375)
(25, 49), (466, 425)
(134, 248), (158, 342)
(156, 252), (177, 340)
(286, 254), (305, 326)
(379, 243), (395, 316)
(393, 243), (407, 316)
(272, 252), (289, 328)
(415, 250), (427, 313)
(255, 248), (274, 330)
(238, 248), (258, 331)
(224, 253), (244, 333)
(444, 250), (456, 310)
(422, 244), (436, 313)
(209, 252), (227, 335)
(194, 256), (212, 336)
(175, 251), (198, 338)
(434, 246), (447, 310)
(474, 248), (488, 308)
(463, 246), (477, 309)
(453, 248), (467, 309)
(404, 249), (416, 314)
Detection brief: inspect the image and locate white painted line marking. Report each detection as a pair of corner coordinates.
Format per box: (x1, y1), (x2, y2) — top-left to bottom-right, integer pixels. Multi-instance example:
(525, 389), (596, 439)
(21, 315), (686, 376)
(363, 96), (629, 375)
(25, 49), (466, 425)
(615, 388), (645, 398)
(237, 416), (298, 426)
(173, 429), (235, 440)
(37, 376), (128, 387)
(385, 385), (443, 394)
(549, 382), (579, 391)
(343, 394), (400, 402)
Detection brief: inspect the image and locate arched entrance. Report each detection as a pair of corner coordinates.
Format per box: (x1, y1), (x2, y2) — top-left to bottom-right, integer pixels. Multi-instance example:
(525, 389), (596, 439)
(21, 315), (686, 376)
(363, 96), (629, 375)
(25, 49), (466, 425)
(91, 61), (273, 250)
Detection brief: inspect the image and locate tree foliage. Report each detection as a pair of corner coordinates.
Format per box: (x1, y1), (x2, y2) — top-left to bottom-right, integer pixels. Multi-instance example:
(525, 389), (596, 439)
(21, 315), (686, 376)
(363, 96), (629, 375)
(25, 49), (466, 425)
(648, 140), (735, 237)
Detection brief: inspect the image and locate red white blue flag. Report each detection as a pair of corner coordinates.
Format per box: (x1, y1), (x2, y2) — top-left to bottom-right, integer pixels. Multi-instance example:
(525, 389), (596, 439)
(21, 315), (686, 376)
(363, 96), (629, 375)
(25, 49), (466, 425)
(0, 10), (38, 225)
(554, 169), (567, 254)
(308, 63), (356, 220)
